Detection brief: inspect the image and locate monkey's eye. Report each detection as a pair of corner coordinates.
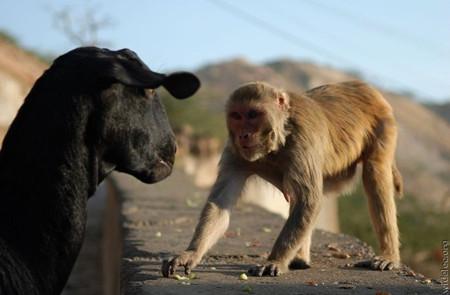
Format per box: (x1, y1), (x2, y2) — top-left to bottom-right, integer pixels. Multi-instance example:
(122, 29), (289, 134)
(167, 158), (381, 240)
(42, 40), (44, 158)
(247, 110), (260, 119)
(229, 112), (242, 120)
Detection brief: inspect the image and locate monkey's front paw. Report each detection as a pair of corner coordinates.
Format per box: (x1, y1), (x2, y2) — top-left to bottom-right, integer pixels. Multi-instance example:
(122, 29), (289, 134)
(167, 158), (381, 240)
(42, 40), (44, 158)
(354, 256), (399, 271)
(248, 261), (288, 277)
(162, 251), (200, 277)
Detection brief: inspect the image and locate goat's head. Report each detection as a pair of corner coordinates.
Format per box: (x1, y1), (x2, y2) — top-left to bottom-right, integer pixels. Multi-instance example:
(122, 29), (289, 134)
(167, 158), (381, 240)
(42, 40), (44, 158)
(49, 47), (200, 184)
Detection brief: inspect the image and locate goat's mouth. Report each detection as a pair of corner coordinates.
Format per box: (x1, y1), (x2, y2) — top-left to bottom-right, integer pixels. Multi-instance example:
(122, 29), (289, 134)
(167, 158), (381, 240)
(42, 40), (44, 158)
(133, 156), (174, 184)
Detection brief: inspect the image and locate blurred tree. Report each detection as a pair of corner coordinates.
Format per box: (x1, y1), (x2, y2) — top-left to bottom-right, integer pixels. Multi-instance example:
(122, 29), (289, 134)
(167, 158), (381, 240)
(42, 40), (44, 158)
(52, 1), (113, 47)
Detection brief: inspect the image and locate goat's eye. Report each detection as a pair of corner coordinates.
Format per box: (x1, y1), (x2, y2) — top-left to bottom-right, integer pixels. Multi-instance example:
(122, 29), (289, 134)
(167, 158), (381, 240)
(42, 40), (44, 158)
(247, 110), (260, 119)
(229, 112), (242, 120)
(145, 89), (156, 98)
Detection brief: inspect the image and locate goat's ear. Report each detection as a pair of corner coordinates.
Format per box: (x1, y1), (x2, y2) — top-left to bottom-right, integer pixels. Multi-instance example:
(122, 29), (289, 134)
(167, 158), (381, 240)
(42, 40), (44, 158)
(162, 72), (201, 99)
(106, 59), (168, 90)
(108, 62), (200, 99)
(53, 47), (201, 99)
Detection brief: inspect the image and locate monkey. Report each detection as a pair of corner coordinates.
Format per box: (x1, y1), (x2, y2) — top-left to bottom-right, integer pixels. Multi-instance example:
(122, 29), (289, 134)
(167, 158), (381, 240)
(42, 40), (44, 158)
(162, 80), (403, 277)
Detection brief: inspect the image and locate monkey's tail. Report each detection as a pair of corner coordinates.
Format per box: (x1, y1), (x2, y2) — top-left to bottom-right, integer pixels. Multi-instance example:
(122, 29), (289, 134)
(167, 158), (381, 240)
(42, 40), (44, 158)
(392, 163), (403, 198)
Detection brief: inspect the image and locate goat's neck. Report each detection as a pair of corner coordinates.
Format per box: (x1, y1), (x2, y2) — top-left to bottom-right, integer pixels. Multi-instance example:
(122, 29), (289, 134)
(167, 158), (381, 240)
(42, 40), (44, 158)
(0, 95), (99, 294)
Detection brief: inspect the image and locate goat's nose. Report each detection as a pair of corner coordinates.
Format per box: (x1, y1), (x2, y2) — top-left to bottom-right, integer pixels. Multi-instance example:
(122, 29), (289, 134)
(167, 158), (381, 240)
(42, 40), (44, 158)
(171, 141), (177, 155)
(239, 133), (250, 139)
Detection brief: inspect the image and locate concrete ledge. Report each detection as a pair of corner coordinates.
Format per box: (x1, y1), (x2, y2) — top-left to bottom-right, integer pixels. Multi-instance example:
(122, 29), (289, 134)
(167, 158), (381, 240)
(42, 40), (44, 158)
(109, 170), (443, 295)
(102, 182), (122, 295)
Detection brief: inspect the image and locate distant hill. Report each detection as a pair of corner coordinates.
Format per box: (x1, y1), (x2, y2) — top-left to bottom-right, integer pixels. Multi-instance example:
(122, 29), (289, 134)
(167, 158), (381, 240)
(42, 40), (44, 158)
(190, 58), (450, 211)
(0, 37), (47, 131)
(426, 102), (450, 124)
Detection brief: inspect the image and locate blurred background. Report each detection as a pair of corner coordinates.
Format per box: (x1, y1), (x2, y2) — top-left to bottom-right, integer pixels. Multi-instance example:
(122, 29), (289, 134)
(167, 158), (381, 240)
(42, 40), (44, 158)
(0, 0), (449, 292)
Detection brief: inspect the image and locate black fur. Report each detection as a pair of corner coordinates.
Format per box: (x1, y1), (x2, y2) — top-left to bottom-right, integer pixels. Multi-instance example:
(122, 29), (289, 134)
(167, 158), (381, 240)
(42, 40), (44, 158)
(0, 47), (200, 294)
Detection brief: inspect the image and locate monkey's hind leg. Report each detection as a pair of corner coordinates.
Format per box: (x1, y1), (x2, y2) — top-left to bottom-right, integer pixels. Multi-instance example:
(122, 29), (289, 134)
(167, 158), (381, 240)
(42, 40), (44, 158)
(360, 119), (401, 271)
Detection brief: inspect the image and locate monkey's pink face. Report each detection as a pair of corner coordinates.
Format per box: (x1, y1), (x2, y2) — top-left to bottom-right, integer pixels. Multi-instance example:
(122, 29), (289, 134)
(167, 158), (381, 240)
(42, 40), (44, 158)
(227, 105), (271, 161)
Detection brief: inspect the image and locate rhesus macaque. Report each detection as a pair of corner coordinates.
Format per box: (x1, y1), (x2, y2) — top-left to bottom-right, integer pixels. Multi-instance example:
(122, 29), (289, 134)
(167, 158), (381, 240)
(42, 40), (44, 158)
(162, 81), (403, 277)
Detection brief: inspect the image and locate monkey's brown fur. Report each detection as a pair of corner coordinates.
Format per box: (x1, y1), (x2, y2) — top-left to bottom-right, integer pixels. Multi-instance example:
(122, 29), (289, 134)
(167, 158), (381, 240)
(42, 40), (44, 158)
(163, 80), (402, 277)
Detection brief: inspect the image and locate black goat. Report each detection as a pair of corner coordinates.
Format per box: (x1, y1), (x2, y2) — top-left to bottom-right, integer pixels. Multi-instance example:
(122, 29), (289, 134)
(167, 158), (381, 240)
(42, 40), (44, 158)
(0, 47), (200, 294)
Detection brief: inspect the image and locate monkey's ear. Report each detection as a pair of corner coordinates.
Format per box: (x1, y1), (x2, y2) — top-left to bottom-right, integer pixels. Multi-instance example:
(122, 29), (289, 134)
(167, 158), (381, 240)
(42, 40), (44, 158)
(277, 91), (290, 109)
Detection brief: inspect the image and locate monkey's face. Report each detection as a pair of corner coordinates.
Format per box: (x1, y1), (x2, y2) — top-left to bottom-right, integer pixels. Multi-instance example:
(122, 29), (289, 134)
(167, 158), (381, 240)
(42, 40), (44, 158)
(227, 104), (274, 162)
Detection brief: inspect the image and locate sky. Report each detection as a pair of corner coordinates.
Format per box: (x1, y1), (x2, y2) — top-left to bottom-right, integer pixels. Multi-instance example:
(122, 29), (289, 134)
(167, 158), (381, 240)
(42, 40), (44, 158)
(0, 0), (449, 102)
